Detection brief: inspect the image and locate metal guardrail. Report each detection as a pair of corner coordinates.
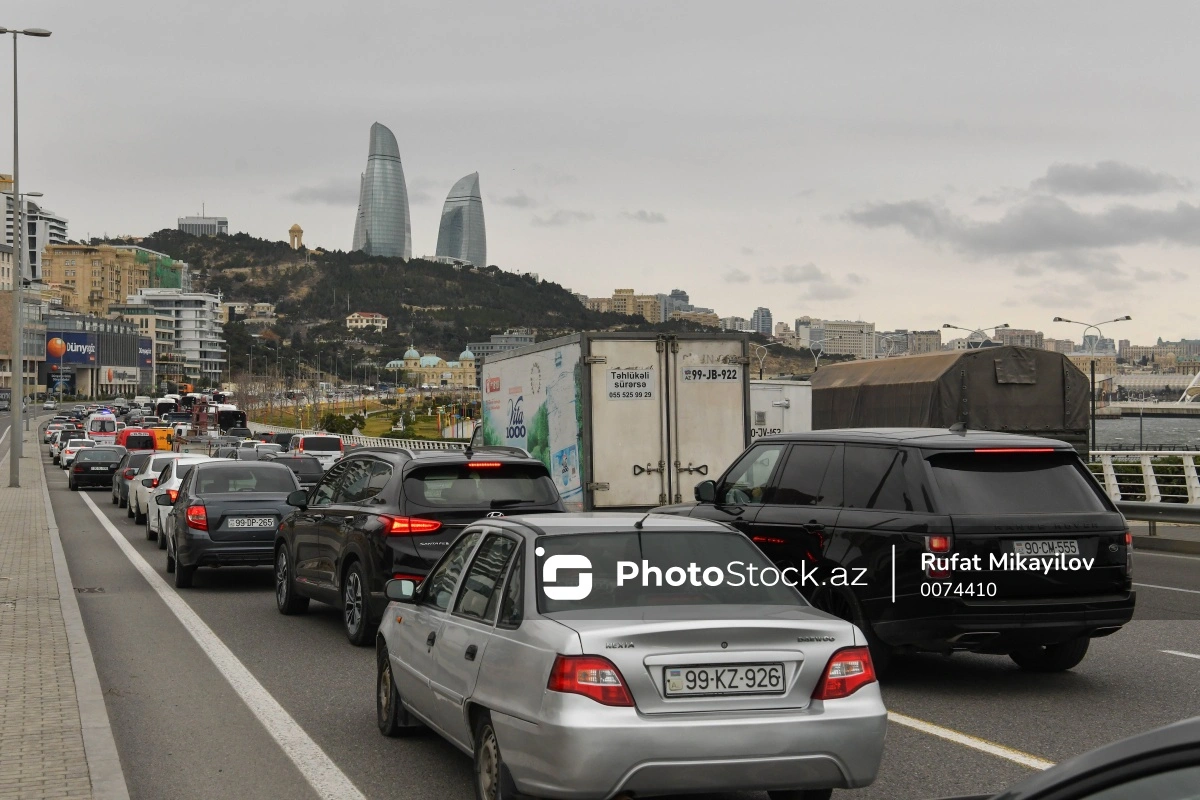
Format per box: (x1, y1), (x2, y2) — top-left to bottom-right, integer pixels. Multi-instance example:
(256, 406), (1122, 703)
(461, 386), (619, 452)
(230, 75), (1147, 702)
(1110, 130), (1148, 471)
(1088, 451), (1200, 534)
(245, 422), (466, 452)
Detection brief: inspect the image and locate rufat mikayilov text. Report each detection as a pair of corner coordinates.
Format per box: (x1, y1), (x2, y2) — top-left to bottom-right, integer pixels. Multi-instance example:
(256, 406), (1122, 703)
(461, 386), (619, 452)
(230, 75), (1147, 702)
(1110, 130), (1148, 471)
(921, 553), (1096, 575)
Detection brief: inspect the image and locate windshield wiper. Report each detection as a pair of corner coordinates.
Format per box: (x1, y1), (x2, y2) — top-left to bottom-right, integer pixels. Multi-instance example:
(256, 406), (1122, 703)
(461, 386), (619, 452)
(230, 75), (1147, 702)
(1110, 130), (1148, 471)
(490, 498), (534, 508)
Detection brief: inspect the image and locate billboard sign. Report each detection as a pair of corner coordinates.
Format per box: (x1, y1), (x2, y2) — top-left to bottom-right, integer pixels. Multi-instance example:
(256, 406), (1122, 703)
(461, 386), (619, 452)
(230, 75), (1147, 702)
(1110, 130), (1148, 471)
(100, 366), (140, 385)
(45, 331), (98, 366)
(138, 338), (153, 369)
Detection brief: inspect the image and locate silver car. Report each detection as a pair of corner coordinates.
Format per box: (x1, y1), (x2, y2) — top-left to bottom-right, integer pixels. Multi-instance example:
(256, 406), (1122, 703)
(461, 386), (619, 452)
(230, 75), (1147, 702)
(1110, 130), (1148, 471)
(375, 513), (887, 800)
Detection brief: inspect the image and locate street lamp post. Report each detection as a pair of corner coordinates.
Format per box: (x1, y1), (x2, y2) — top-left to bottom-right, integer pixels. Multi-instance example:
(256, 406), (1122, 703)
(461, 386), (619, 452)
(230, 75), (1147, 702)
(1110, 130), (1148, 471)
(872, 331), (903, 358)
(1052, 315), (1132, 455)
(807, 335), (843, 371)
(941, 323), (1011, 349)
(752, 342), (779, 380)
(2, 25), (51, 487)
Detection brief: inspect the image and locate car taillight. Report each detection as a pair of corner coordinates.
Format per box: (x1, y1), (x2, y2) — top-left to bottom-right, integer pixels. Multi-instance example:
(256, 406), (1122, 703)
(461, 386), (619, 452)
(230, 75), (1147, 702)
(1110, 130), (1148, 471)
(467, 461), (502, 469)
(185, 504), (208, 531)
(547, 655), (634, 707)
(1124, 530), (1132, 547)
(925, 535), (952, 578)
(812, 647), (876, 700)
(167, 489), (179, 503)
(151, 478), (159, 488)
(72, 465), (84, 473)
(378, 515), (443, 535)
(1124, 529), (1133, 576)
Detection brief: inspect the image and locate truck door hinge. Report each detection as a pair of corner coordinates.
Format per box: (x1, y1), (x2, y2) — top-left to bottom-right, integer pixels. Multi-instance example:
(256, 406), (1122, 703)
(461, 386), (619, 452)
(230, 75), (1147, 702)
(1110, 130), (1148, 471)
(736, 356), (751, 364)
(584, 356), (607, 364)
(587, 482), (610, 491)
(632, 461), (666, 476)
(660, 493), (669, 505)
(656, 339), (666, 353)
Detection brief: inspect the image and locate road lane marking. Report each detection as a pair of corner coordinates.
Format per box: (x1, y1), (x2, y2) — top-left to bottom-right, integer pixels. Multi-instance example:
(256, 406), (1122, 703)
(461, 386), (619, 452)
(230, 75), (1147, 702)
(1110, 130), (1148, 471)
(1134, 582), (1200, 595)
(1162, 650), (1200, 661)
(1136, 551), (1200, 561)
(78, 493), (368, 800)
(887, 712), (1055, 770)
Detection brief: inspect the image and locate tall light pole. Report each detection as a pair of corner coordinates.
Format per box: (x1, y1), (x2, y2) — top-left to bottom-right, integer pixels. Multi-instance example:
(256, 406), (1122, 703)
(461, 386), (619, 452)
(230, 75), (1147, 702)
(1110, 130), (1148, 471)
(2, 25), (51, 487)
(1052, 315), (1132, 454)
(873, 331), (903, 358)
(941, 322), (1011, 349)
(807, 335), (844, 371)
(752, 342), (779, 380)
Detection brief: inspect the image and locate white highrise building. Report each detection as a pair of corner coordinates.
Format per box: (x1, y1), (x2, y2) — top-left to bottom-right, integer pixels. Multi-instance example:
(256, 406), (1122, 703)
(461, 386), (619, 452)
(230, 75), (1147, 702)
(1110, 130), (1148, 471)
(795, 317), (876, 359)
(4, 196), (68, 281)
(125, 288), (225, 386)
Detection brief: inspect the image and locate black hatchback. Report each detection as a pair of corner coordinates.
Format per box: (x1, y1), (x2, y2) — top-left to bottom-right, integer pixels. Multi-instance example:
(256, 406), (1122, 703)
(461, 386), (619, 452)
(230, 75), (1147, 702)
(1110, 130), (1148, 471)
(654, 428), (1134, 674)
(274, 446), (565, 645)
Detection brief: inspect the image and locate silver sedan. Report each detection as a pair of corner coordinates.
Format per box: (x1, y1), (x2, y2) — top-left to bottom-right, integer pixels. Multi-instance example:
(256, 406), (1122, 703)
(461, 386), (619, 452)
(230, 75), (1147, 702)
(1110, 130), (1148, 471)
(375, 513), (887, 800)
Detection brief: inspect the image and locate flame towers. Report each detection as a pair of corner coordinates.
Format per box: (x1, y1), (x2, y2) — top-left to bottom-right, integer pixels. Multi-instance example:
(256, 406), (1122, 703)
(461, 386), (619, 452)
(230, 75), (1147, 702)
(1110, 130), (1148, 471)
(351, 122), (412, 259)
(435, 172), (486, 267)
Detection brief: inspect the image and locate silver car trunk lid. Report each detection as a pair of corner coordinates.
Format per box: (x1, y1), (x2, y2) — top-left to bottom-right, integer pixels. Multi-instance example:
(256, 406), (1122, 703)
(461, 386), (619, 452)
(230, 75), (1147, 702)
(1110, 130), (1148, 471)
(547, 605), (856, 714)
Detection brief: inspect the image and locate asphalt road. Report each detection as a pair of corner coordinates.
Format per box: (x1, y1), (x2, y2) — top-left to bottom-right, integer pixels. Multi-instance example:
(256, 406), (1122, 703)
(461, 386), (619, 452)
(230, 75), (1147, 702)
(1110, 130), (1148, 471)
(41, 436), (1200, 800)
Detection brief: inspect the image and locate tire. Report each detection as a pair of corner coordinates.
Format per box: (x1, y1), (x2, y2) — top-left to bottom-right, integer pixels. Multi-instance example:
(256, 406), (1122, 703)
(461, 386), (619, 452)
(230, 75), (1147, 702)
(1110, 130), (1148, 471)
(166, 538), (175, 573)
(811, 586), (893, 676)
(119, 492), (127, 509)
(174, 559), (194, 588)
(157, 522), (167, 550)
(126, 497), (134, 518)
(1010, 637), (1090, 672)
(473, 712), (523, 800)
(342, 562), (374, 646)
(134, 498), (146, 525)
(768, 791), (833, 800)
(111, 491), (118, 505)
(377, 646), (421, 736)
(69, 479), (77, 491)
(274, 546), (309, 615)
(146, 512), (157, 541)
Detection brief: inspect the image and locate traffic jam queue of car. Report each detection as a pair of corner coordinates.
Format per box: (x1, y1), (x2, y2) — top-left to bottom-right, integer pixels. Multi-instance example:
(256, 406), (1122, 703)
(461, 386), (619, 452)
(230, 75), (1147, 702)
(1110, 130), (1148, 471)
(41, 340), (1189, 800)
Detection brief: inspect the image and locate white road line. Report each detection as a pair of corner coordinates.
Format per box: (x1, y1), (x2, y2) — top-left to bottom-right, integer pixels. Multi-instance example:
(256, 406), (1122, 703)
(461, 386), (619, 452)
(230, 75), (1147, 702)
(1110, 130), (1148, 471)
(1136, 551), (1200, 561)
(888, 712), (1056, 771)
(1162, 650), (1200, 661)
(78, 493), (368, 800)
(1134, 582), (1200, 595)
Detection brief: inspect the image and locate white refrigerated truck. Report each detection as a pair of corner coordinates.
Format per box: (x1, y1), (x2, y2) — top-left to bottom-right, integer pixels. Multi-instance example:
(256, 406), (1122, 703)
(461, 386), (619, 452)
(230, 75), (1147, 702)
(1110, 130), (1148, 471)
(477, 332), (751, 511)
(749, 379), (812, 438)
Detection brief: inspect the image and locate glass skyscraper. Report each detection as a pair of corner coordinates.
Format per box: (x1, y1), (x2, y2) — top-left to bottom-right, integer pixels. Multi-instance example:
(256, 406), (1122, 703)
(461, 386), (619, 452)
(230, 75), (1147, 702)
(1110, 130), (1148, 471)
(351, 122), (412, 259)
(435, 172), (486, 267)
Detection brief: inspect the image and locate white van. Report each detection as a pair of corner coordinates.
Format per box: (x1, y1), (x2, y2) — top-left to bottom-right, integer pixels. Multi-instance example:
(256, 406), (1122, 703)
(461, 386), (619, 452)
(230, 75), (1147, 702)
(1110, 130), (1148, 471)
(85, 411), (119, 445)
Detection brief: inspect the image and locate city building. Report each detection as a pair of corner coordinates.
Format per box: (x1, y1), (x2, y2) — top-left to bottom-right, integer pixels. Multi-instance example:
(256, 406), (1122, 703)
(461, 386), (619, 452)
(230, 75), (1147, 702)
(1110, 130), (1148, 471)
(41, 311), (141, 397)
(720, 316), (751, 332)
(1068, 353), (1118, 375)
(1, 176), (69, 281)
(585, 296), (612, 313)
(795, 317), (875, 359)
(123, 288), (225, 386)
(994, 328), (1045, 349)
(108, 302), (173, 389)
(1042, 338), (1075, 354)
(465, 329), (536, 387)
(875, 330), (911, 357)
(906, 330), (942, 354)
(289, 224), (303, 250)
(0, 291), (46, 393)
(435, 172), (486, 268)
(0, 243), (12, 291)
(774, 322), (794, 338)
(668, 309), (720, 327)
(610, 289), (661, 323)
(177, 215), (229, 236)
(351, 122), (412, 259)
(750, 307), (773, 335)
(1079, 334), (1116, 355)
(43, 244), (189, 317)
(346, 311), (389, 331)
(391, 346), (476, 388)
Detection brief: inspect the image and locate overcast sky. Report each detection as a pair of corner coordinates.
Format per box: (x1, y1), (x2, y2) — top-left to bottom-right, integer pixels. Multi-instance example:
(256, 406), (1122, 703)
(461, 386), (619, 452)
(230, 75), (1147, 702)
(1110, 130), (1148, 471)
(7, 1), (1199, 344)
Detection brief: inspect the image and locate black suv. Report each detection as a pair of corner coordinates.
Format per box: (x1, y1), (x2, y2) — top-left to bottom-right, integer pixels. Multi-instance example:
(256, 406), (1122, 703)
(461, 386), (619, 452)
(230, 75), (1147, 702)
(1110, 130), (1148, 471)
(274, 446), (565, 645)
(654, 428), (1134, 673)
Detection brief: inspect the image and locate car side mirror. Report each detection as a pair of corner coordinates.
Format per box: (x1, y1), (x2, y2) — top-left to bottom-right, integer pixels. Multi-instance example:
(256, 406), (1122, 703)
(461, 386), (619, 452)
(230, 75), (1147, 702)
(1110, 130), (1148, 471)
(286, 489), (308, 509)
(694, 479), (717, 504)
(154, 493), (173, 506)
(141, 478), (155, 487)
(385, 578), (416, 603)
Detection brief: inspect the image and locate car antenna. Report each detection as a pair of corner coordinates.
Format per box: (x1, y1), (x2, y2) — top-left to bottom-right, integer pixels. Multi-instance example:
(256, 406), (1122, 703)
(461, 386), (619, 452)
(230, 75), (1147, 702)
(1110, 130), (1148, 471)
(633, 512), (652, 529)
(949, 422), (967, 434)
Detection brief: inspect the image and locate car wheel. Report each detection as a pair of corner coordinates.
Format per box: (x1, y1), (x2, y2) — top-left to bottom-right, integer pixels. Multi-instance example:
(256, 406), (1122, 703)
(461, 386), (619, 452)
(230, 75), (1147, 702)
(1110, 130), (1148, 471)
(69, 478), (77, 491)
(157, 522), (167, 550)
(811, 586), (893, 676)
(768, 791), (833, 800)
(1010, 637), (1090, 672)
(174, 558), (194, 588)
(119, 492), (127, 509)
(166, 537), (175, 573)
(126, 498), (134, 518)
(146, 512), (157, 541)
(275, 546), (309, 615)
(111, 491), (118, 505)
(342, 562), (373, 646)
(134, 499), (146, 525)
(473, 712), (522, 800)
(377, 646), (421, 736)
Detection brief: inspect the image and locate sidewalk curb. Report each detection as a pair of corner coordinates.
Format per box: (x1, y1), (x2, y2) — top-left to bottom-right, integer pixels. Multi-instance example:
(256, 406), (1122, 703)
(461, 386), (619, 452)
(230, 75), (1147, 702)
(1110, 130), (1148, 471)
(1132, 535), (1200, 556)
(38, 425), (132, 800)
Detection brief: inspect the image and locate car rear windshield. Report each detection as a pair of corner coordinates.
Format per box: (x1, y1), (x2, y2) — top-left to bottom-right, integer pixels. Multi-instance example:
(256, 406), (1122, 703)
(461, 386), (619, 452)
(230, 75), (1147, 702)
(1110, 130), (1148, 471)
(536, 531), (805, 613)
(148, 455), (178, 472)
(124, 434), (155, 449)
(76, 450), (120, 462)
(194, 466), (296, 494)
(278, 458), (323, 479)
(927, 451), (1109, 514)
(300, 437), (341, 452)
(405, 464), (560, 509)
(89, 419), (117, 433)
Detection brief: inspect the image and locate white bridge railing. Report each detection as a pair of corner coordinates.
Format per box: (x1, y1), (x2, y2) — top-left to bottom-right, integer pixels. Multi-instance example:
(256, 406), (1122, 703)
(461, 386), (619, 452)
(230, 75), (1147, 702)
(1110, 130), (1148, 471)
(246, 422), (466, 452)
(1087, 451), (1200, 505)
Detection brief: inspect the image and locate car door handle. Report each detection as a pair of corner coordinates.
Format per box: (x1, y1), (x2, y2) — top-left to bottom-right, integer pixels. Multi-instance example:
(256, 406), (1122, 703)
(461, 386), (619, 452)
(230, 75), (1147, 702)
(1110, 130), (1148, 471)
(464, 645), (477, 661)
(426, 631), (437, 647)
(311, 513), (325, 522)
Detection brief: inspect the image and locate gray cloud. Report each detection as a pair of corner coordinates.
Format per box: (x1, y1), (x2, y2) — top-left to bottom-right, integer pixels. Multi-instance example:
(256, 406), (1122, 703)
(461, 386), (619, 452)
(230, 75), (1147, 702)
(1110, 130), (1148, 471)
(846, 196), (1200, 258)
(762, 263), (829, 284)
(739, 246), (755, 256)
(496, 191), (538, 208)
(531, 210), (594, 227)
(1170, 269), (1190, 281)
(1032, 161), (1192, 196)
(723, 268), (751, 283)
(802, 283), (856, 301)
(622, 209), (667, 224)
(845, 272), (866, 285)
(287, 177), (361, 206)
